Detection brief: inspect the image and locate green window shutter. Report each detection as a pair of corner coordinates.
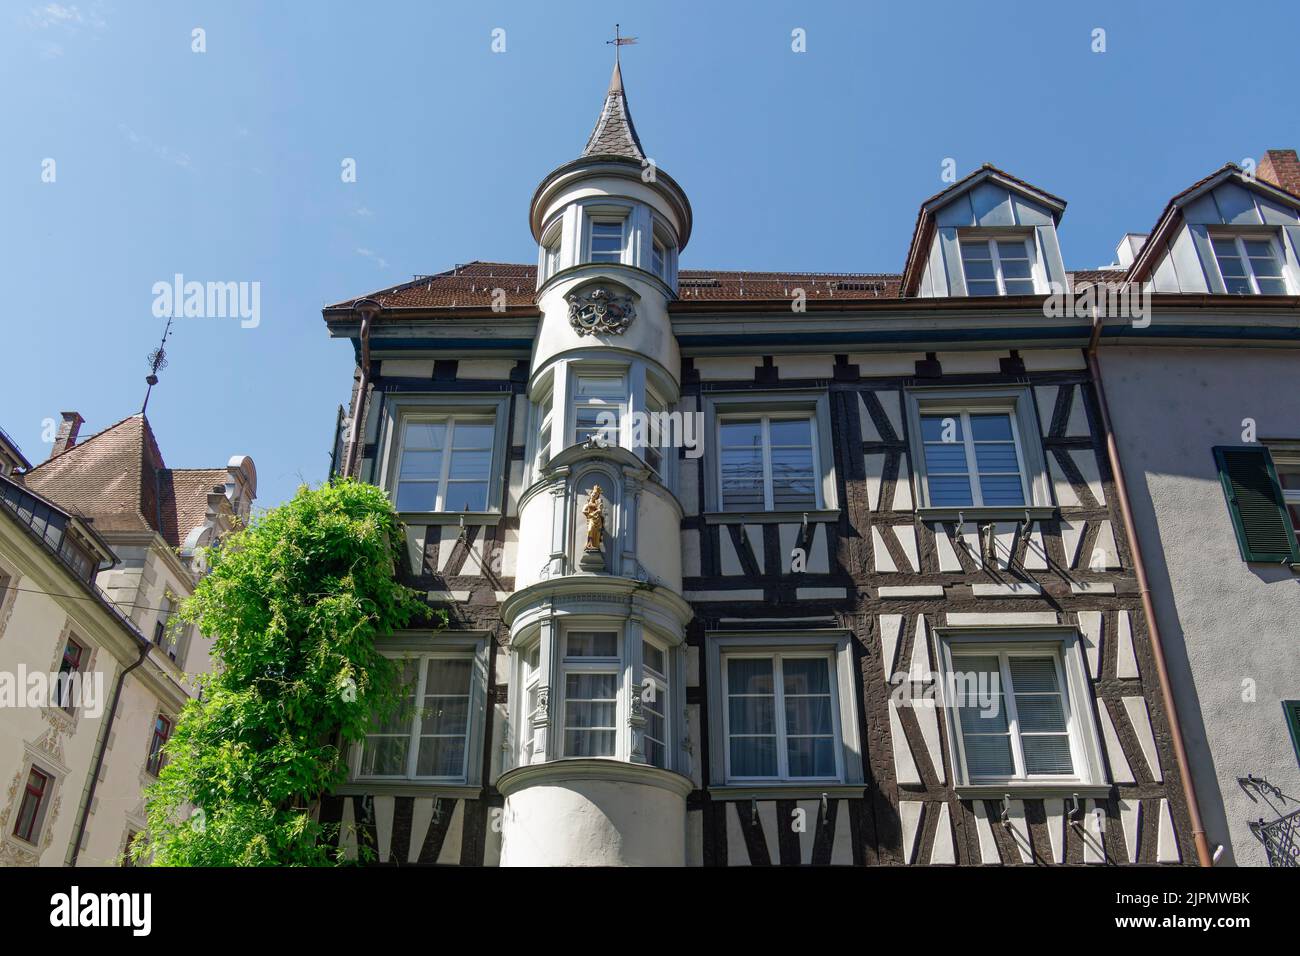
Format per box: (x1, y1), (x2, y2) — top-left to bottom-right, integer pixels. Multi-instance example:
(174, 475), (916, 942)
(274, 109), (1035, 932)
(1285, 701), (1300, 768)
(1213, 446), (1300, 563)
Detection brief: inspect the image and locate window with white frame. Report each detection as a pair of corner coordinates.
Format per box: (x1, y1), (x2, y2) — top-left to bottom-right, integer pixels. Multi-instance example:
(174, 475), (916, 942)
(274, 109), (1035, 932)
(960, 237), (1037, 296)
(936, 628), (1106, 790)
(723, 652), (840, 781)
(393, 417), (494, 513)
(588, 217), (625, 264)
(533, 390), (554, 475)
(642, 638), (670, 768)
(1271, 448), (1300, 552)
(520, 643), (541, 764)
(644, 388), (666, 474)
(561, 630), (621, 758)
(651, 237), (666, 279)
(719, 415), (819, 512)
(359, 654), (474, 780)
(572, 373), (626, 448)
(57, 635), (86, 712)
(543, 230), (563, 279)
(1212, 234), (1289, 295)
(919, 409), (1028, 507)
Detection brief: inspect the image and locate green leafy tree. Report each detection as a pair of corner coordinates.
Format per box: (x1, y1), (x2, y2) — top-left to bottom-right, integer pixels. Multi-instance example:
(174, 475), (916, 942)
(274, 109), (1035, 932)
(138, 480), (433, 866)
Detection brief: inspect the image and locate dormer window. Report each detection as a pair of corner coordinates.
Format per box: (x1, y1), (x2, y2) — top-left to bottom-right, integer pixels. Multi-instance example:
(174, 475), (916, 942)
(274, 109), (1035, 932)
(960, 238), (1037, 296)
(1211, 235), (1288, 295)
(588, 218), (625, 264)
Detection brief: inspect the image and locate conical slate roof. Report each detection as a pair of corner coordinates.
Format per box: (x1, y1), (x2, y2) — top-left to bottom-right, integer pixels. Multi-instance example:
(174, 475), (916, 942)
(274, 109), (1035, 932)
(581, 60), (646, 161)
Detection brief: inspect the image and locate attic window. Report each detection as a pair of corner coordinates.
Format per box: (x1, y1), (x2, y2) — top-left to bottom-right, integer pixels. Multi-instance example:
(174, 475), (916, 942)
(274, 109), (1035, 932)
(961, 239), (1036, 296)
(1211, 235), (1288, 295)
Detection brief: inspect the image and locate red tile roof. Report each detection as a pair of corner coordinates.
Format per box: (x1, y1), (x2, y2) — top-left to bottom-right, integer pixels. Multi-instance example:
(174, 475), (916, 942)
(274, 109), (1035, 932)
(324, 262), (904, 312)
(21, 415), (229, 549)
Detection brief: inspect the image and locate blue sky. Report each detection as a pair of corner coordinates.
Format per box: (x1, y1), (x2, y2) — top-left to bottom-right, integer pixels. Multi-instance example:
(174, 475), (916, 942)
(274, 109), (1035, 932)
(4, 0), (1297, 509)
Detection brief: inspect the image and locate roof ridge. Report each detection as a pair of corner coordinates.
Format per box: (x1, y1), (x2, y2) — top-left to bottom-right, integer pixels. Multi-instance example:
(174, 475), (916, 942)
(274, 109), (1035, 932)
(23, 412), (145, 471)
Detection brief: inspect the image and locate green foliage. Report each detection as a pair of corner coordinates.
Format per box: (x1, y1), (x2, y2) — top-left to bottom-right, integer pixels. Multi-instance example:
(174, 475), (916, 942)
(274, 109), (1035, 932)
(138, 479), (434, 866)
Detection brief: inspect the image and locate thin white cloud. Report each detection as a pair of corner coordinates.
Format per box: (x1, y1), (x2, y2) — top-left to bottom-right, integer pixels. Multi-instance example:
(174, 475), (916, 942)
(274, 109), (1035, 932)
(24, 3), (106, 32)
(356, 247), (389, 269)
(117, 123), (193, 169)
(354, 206), (374, 218)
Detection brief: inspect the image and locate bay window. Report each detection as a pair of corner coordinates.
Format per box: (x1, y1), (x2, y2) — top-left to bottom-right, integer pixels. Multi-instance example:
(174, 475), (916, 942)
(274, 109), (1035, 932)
(588, 217), (625, 264)
(561, 630), (620, 758)
(642, 638), (670, 768)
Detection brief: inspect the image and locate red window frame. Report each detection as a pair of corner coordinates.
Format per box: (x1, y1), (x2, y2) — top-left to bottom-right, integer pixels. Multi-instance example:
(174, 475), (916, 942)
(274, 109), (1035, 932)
(13, 767), (50, 843)
(57, 637), (84, 711)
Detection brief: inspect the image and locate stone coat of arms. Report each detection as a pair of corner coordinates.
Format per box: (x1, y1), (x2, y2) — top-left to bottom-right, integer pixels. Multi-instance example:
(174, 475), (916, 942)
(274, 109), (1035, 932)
(567, 287), (636, 336)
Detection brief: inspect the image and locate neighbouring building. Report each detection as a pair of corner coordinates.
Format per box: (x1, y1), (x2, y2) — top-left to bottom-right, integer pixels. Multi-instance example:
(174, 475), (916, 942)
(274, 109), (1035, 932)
(1092, 149), (1300, 866)
(0, 411), (255, 865)
(313, 60), (1288, 867)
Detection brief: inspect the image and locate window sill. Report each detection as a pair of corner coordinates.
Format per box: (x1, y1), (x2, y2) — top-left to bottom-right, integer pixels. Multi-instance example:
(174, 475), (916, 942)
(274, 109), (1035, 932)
(916, 506), (1057, 523)
(954, 783), (1111, 800)
(704, 509), (839, 525)
(708, 783), (865, 800)
(395, 511), (502, 526)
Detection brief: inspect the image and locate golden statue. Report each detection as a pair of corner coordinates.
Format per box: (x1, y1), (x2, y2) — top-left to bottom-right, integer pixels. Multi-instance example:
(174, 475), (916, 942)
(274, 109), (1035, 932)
(582, 484), (606, 552)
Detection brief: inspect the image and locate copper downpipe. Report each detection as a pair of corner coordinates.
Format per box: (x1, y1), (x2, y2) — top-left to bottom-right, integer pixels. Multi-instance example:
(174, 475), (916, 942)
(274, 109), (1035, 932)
(1086, 317), (1213, 866)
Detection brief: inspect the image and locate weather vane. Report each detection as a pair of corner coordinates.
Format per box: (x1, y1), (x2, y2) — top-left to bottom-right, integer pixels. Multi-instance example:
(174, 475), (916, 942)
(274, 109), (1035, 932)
(606, 23), (637, 62)
(141, 316), (174, 415)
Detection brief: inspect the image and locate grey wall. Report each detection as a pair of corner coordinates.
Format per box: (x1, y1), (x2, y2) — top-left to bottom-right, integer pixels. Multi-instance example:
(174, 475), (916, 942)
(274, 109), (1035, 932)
(1099, 346), (1300, 865)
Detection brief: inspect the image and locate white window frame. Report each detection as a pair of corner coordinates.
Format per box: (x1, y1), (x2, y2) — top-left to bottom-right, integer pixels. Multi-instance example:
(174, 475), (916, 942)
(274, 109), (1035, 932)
(959, 235), (1041, 296)
(722, 650), (843, 784)
(559, 628), (624, 760)
(716, 412), (823, 513)
(905, 387), (1053, 516)
(377, 396), (510, 518)
(1210, 232), (1292, 295)
(586, 215), (627, 265)
(543, 225), (563, 279)
(348, 632), (488, 789)
(917, 406), (1031, 509)
(704, 631), (864, 790)
(641, 635), (671, 769)
(570, 369), (629, 448)
(934, 626), (1108, 796)
(1268, 443), (1300, 544)
(355, 651), (476, 783)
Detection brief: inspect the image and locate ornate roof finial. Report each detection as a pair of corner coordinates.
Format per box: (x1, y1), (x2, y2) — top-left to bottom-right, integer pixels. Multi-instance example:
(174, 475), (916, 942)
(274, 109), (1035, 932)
(141, 316), (173, 415)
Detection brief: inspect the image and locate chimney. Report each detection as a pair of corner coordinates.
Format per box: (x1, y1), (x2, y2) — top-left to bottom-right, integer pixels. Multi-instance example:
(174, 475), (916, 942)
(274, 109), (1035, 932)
(1114, 233), (1149, 269)
(50, 411), (84, 459)
(1256, 149), (1300, 196)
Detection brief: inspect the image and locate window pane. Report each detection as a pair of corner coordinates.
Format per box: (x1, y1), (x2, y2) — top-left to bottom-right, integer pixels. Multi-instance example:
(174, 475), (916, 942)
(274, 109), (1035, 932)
(453, 423), (495, 448)
(928, 475), (975, 506)
(784, 696), (834, 736)
(770, 447), (815, 478)
(977, 475), (1025, 506)
(1007, 657), (1059, 693)
(786, 737), (836, 778)
(720, 420), (762, 448)
(728, 695), (775, 735)
(964, 735), (1016, 777)
(960, 242), (991, 262)
(923, 442), (969, 474)
(416, 738), (465, 777)
(1242, 239), (1277, 261)
(575, 376), (626, 400)
(768, 419), (812, 447)
(395, 481), (438, 512)
(425, 657), (472, 695)
(973, 443), (1019, 473)
(921, 415), (963, 443)
(772, 480), (817, 509)
(727, 658), (774, 695)
(730, 736), (777, 777)
(566, 631), (619, 657)
(360, 736), (408, 775)
(1003, 278), (1036, 295)
(783, 658), (830, 695)
(399, 451), (441, 479)
(564, 670), (617, 757)
(1022, 735), (1073, 774)
(1001, 258), (1032, 280)
(969, 413), (1013, 442)
(966, 280), (1000, 296)
(404, 423), (446, 449)
(1256, 277), (1287, 294)
(997, 239), (1028, 259)
(442, 482), (488, 512)
(1222, 275), (1253, 294)
(448, 449), (490, 480)
(964, 259), (995, 281)
(643, 641), (666, 675)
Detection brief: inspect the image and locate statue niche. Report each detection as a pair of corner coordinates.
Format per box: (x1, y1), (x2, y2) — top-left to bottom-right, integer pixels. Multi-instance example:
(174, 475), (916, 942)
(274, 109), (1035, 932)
(578, 483), (607, 572)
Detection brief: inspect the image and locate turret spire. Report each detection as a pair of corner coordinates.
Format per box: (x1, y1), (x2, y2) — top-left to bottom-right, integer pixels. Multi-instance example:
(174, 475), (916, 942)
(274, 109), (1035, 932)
(584, 26), (646, 161)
